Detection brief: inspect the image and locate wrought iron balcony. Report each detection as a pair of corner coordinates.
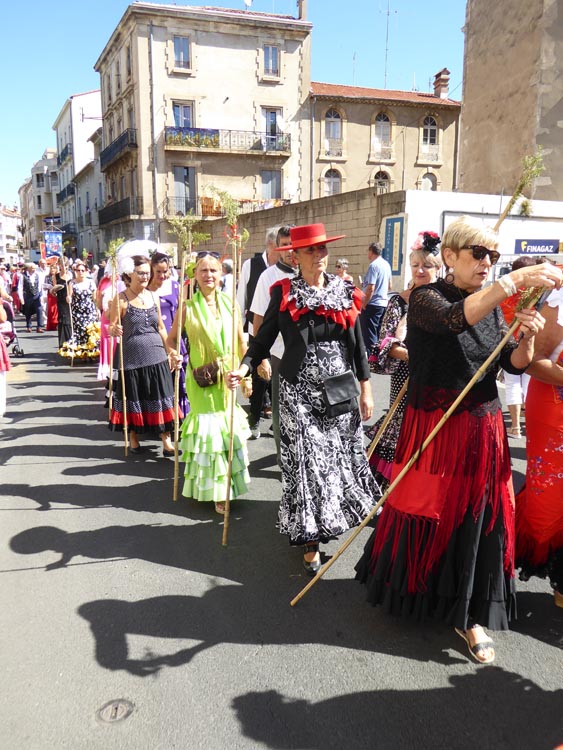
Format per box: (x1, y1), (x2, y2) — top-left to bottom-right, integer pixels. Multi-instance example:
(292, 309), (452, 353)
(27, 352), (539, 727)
(100, 129), (138, 171)
(323, 138), (343, 158)
(57, 143), (73, 166)
(56, 183), (76, 203)
(164, 126), (291, 154)
(61, 223), (77, 236)
(98, 196), (143, 226)
(162, 196), (201, 217)
(370, 141), (394, 161)
(417, 143), (441, 164)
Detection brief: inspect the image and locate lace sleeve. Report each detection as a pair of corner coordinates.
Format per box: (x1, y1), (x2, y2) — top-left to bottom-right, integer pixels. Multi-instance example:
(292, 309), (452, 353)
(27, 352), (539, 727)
(375, 296), (406, 374)
(409, 286), (468, 335)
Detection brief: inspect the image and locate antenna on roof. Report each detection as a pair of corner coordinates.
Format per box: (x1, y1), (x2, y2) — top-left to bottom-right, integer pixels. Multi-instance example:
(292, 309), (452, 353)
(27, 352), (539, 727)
(380, 0), (398, 88)
(412, 73), (419, 92)
(243, 0), (252, 8)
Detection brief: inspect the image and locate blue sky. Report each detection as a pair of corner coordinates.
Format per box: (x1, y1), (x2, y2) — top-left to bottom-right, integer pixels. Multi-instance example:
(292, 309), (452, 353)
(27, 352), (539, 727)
(0, 0), (465, 207)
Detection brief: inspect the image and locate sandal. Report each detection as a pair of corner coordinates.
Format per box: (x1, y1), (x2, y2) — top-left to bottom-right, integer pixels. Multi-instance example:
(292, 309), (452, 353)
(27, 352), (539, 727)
(506, 427), (521, 438)
(455, 626), (495, 665)
(214, 502), (226, 515)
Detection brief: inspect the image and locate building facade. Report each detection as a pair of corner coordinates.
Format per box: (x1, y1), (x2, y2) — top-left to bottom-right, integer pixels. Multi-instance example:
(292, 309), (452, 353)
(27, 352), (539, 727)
(74, 128), (105, 262)
(18, 148), (59, 253)
(94, 2), (312, 245)
(52, 90), (102, 253)
(459, 0), (563, 200)
(0, 205), (23, 261)
(310, 70), (460, 198)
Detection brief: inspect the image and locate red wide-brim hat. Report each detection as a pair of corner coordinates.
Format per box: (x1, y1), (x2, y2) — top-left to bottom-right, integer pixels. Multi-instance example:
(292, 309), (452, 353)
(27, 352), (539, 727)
(274, 223), (345, 251)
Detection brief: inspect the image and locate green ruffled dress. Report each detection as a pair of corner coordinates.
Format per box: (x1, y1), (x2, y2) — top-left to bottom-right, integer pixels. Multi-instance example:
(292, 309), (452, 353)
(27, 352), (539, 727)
(180, 290), (250, 503)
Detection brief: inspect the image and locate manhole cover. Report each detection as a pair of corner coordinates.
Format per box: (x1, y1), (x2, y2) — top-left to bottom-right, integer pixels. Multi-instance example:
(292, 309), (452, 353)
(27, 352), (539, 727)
(96, 699), (134, 724)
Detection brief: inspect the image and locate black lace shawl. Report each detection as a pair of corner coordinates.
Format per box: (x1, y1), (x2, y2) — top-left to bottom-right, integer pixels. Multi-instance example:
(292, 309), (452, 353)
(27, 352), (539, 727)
(406, 278), (524, 411)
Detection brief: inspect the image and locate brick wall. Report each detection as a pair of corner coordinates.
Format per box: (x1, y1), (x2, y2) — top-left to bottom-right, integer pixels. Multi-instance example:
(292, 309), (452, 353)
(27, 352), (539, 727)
(191, 187), (407, 279)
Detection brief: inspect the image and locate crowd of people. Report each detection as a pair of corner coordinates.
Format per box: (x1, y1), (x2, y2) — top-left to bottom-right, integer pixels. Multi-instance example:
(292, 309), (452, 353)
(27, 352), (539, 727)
(2, 215), (562, 666)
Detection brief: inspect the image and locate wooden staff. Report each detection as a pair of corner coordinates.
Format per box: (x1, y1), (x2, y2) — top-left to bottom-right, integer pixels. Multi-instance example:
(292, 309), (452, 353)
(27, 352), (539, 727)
(366, 379), (409, 460)
(118, 294), (129, 456)
(290, 291), (546, 607)
(222, 230), (242, 547)
(66, 270), (75, 368)
(107, 263), (117, 417)
(173, 239), (189, 501)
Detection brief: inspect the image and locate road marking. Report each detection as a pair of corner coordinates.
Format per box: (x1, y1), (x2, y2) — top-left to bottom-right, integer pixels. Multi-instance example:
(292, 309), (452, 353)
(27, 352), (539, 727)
(7, 363), (30, 383)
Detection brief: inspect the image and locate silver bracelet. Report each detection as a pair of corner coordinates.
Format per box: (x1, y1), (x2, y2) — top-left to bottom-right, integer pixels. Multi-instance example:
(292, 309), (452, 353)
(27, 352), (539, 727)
(496, 275), (517, 298)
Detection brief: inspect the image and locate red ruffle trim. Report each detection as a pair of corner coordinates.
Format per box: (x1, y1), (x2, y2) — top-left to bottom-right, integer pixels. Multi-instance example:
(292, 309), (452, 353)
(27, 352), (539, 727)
(110, 406), (178, 428)
(273, 278), (362, 329)
(369, 403), (515, 593)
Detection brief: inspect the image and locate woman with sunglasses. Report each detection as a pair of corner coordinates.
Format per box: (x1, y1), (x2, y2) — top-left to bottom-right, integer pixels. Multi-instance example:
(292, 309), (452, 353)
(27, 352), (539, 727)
(228, 224), (378, 575)
(356, 215), (562, 665)
(109, 255), (177, 456)
(59, 262), (99, 358)
(167, 252), (250, 514)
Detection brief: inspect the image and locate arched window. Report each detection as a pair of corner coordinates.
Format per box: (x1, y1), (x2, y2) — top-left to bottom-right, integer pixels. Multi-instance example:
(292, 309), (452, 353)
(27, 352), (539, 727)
(324, 108), (343, 157)
(422, 116), (438, 145)
(324, 168), (342, 196)
(373, 170), (390, 194)
(421, 172), (437, 191)
(374, 112), (391, 146)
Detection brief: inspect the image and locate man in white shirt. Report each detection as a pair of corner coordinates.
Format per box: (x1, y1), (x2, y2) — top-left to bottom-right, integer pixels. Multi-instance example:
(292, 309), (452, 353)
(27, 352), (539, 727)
(236, 226), (279, 438)
(249, 225), (297, 455)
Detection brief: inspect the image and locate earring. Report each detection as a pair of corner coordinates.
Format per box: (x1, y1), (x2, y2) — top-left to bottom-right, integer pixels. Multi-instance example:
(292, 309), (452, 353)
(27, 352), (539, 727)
(445, 269), (455, 284)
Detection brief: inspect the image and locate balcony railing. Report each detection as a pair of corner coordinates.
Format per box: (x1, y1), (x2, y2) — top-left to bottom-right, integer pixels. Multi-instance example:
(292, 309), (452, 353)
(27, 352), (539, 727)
(100, 129), (138, 171)
(162, 195), (291, 219)
(61, 223), (77, 236)
(323, 138), (343, 158)
(370, 141), (394, 161)
(162, 196), (201, 216)
(417, 143), (441, 163)
(98, 196), (143, 226)
(77, 216), (84, 229)
(57, 143), (73, 167)
(164, 126), (291, 154)
(56, 183), (75, 203)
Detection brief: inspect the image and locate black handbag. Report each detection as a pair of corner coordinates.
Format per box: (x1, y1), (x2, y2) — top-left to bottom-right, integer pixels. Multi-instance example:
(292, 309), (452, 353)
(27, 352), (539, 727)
(309, 321), (360, 418)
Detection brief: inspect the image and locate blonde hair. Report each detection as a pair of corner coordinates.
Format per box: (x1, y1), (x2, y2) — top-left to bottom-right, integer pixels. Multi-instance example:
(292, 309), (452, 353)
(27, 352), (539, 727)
(441, 216), (499, 265)
(409, 249), (442, 270)
(195, 254), (222, 272)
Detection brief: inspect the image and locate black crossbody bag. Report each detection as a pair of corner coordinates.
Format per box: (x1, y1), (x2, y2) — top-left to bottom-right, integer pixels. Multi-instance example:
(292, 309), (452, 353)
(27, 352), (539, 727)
(309, 320), (360, 418)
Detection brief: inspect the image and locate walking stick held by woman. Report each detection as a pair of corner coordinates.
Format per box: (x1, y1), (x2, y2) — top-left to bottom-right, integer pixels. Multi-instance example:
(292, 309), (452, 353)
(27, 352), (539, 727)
(107, 262), (117, 417)
(290, 284), (552, 607)
(173, 241), (188, 502)
(222, 225), (241, 547)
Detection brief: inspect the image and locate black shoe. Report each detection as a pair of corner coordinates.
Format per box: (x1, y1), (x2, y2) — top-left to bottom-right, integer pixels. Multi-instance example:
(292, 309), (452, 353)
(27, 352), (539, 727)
(162, 448), (175, 457)
(129, 446), (145, 454)
(302, 544), (321, 576)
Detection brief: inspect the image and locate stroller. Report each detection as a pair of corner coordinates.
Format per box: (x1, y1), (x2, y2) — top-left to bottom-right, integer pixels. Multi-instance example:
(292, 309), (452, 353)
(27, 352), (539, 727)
(1, 301), (24, 357)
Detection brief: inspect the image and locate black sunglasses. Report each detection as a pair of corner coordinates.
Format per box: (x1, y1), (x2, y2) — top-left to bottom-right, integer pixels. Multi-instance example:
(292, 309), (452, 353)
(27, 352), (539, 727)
(461, 245), (500, 265)
(196, 251), (220, 259)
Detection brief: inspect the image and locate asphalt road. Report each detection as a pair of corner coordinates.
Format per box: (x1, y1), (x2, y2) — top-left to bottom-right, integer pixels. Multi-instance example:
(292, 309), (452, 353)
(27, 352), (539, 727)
(1, 329), (562, 750)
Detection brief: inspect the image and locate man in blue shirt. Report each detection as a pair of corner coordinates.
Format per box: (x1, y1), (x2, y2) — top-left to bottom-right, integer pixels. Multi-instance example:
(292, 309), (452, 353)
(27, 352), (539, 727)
(360, 242), (391, 350)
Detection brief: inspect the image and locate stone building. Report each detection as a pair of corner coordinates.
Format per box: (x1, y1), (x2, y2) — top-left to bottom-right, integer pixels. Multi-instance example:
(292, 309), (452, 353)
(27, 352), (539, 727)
(310, 70), (460, 198)
(52, 90), (102, 252)
(73, 128), (105, 262)
(94, 1), (312, 245)
(0, 205), (22, 261)
(459, 0), (563, 200)
(18, 149), (59, 253)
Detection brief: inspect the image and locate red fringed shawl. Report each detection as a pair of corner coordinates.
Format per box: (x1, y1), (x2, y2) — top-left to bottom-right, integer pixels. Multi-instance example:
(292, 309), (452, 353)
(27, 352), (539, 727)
(273, 277), (362, 329)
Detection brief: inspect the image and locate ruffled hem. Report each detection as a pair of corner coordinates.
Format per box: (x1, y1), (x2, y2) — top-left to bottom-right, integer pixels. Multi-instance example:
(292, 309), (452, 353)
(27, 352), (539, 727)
(180, 408), (250, 502)
(355, 502), (516, 631)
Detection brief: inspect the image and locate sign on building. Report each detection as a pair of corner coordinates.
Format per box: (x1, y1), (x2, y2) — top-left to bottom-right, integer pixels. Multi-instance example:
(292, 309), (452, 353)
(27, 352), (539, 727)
(514, 239), (560, 255)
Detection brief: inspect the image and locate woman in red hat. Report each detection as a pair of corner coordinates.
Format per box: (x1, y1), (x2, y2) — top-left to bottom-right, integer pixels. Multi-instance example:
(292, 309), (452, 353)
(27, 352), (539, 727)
(228, 223), (378, 575)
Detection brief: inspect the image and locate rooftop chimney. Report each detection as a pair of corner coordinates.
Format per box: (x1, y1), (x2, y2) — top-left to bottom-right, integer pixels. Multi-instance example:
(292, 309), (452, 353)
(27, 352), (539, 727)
(433, 68), (450, 99)
(297, 0), (307, 20)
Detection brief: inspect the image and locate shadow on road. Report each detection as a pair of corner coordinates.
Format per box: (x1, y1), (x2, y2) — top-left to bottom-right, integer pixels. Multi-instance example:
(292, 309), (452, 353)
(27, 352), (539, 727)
(231, 669), (563, 750)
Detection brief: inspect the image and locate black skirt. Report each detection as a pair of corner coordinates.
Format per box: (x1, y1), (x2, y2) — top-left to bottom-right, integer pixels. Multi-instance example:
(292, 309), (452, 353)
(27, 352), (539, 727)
(355, 502), (517, 631)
